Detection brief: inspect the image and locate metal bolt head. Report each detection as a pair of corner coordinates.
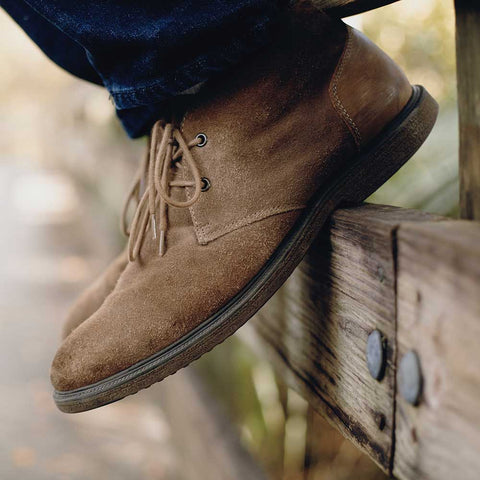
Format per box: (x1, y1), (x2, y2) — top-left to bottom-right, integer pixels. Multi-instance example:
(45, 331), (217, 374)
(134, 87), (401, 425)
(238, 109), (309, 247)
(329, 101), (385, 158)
(367, 330), (386, 381)
(398, 350), (423, 406)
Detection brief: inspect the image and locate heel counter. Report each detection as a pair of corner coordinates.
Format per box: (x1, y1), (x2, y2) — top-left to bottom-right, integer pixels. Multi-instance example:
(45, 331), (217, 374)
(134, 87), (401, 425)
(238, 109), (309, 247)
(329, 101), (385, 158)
(329, 27), (412, 150)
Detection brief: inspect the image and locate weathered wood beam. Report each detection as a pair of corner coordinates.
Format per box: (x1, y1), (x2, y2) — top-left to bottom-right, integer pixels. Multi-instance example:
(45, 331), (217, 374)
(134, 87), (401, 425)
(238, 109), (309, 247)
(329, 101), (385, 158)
(157, 369), (267, 480)
(313, 0), (400, 17)
(455, 2), (480, 219)
(244, 204), (480, 479)
(394, 221), (480, 480)
(153, 203), (480, 480)
(245, 204), (439, 474)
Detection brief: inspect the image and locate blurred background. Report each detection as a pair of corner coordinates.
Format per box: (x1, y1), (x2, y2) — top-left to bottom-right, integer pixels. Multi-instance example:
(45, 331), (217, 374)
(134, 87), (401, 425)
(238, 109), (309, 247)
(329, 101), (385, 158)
(0, 1), (456, 479)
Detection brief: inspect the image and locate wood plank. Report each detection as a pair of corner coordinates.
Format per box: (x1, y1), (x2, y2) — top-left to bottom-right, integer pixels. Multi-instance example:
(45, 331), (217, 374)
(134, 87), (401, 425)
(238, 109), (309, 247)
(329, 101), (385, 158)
(245, 204), (439, 473)
(394, 221), (480, 480)
(313, 0), (400, 17)
(158, 368), (267, 480)
(455, 2), (480, 219)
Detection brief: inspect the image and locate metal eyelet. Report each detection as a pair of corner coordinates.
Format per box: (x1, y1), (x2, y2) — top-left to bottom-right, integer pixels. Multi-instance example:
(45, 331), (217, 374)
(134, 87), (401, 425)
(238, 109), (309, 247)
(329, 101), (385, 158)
(196, 133), (208, 147)
(201, 177), (211, 192)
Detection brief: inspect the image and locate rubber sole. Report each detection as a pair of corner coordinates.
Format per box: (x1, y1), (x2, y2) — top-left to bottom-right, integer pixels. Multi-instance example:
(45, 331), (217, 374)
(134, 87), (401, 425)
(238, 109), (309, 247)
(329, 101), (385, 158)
(54, 85), (438, 413)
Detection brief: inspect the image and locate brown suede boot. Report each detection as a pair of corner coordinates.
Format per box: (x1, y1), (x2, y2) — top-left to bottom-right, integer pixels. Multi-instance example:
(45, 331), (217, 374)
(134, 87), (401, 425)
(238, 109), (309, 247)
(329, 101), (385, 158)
(61, 153), (150, 339)
(61, 249), (128, 339)
(51, 5), (438, 412)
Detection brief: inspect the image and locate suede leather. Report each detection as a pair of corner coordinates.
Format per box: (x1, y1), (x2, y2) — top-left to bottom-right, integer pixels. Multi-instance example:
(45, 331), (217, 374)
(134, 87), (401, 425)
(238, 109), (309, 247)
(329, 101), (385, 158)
(52, 210), (301, 391)
(182, 6), (350, 244)
(51, 4), (413, 392)
(61, 249), (128, 339)
(329, 27), (413, 149)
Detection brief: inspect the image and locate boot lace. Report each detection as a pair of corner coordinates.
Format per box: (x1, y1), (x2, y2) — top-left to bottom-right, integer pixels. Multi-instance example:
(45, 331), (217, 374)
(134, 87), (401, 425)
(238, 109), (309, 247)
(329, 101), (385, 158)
(122, 120), (204, 261)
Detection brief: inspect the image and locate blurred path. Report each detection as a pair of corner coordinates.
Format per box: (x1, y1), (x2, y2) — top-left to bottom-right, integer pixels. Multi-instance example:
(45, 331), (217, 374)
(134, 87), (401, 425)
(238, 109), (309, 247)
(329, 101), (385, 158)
(0, 164), (177, 480)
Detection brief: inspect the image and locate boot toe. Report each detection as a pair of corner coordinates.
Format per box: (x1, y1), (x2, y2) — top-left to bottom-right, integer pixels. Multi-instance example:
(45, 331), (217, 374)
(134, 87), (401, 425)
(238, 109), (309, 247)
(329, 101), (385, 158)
(61, 250), (128, 340)
(50, 211), (301, 392)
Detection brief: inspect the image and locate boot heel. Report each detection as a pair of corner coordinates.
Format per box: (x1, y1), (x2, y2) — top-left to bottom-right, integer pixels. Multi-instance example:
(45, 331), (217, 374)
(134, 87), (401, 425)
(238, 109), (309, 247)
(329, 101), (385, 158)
(341, 85), (439, 205)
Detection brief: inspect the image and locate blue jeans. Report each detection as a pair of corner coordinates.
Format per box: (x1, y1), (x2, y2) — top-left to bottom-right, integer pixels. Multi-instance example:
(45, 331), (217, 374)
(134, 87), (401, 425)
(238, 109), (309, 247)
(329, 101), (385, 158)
(1, 0), (280, 137)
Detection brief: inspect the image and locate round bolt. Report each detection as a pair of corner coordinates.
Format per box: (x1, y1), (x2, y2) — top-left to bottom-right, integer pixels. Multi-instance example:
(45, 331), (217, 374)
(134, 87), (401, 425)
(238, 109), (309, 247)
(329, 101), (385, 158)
(366, 330), (386, 381)
(398, 350), (423, 406)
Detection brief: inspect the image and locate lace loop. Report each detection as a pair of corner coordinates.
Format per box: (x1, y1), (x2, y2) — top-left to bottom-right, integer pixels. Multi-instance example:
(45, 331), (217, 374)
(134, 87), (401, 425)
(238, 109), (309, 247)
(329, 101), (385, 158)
(126, 120), (203, 261)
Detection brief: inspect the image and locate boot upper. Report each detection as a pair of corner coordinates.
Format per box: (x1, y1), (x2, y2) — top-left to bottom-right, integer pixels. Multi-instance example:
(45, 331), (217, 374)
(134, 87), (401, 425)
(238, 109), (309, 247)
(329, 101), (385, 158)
(51, 5), (413, 391)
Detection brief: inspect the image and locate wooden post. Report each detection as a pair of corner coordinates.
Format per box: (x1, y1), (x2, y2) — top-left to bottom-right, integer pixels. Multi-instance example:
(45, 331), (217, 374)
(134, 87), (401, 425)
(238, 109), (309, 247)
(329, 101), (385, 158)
(393, 221), (480, 480)
(455, 2), (480, 219)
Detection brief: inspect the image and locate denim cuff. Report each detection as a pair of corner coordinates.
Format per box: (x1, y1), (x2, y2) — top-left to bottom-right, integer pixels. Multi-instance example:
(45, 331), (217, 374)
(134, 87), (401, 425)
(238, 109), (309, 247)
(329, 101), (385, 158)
(111, 13), (277, 137)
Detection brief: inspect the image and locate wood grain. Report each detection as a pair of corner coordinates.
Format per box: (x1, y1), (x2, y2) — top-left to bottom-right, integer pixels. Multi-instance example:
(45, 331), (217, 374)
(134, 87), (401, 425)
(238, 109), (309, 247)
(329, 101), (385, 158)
(246, 204), (438, 473)
(158, 368), (267, 480)
(455, 2), (480, 219)
(154, 204), (480, 479)
(312, 0), (400, 17)
(394, 221), (480, 480)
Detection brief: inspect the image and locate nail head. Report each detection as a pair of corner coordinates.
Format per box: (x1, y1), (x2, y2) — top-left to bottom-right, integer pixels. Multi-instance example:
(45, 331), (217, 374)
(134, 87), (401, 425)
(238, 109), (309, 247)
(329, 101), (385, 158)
(366, 330), (386, 381)
(398, 350), (423, 406)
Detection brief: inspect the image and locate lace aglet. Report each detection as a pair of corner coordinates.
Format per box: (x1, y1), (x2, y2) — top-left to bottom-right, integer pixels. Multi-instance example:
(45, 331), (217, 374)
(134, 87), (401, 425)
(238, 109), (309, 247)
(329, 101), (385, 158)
(159, 230), (166, 256)
(151, 214), (157, 240)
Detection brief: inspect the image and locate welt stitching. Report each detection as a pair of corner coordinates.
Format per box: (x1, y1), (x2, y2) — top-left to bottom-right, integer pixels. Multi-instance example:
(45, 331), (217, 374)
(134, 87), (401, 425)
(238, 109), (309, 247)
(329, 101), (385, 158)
(330, 28), (362, 148)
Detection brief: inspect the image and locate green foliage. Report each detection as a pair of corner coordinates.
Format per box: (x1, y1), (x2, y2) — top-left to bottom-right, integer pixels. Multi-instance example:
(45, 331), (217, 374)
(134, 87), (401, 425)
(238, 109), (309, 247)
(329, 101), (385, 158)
(361, 0), (456, 107)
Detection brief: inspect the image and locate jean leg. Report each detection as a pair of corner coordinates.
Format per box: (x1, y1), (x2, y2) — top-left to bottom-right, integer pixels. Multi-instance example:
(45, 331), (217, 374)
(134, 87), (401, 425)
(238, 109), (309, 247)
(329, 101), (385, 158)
(2, 0), (280, 137)
(1, 0), (102, 85)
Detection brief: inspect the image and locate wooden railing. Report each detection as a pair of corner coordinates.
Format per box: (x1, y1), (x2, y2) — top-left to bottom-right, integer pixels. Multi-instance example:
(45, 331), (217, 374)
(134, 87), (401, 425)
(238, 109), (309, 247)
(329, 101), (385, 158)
(159, 1), (480, 479)
(246, 205), (480, 479)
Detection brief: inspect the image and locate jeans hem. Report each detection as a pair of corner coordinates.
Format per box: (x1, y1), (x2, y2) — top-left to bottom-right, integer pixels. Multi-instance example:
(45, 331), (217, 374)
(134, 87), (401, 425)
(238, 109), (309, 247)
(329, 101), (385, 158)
(109, 15), (275, 111)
